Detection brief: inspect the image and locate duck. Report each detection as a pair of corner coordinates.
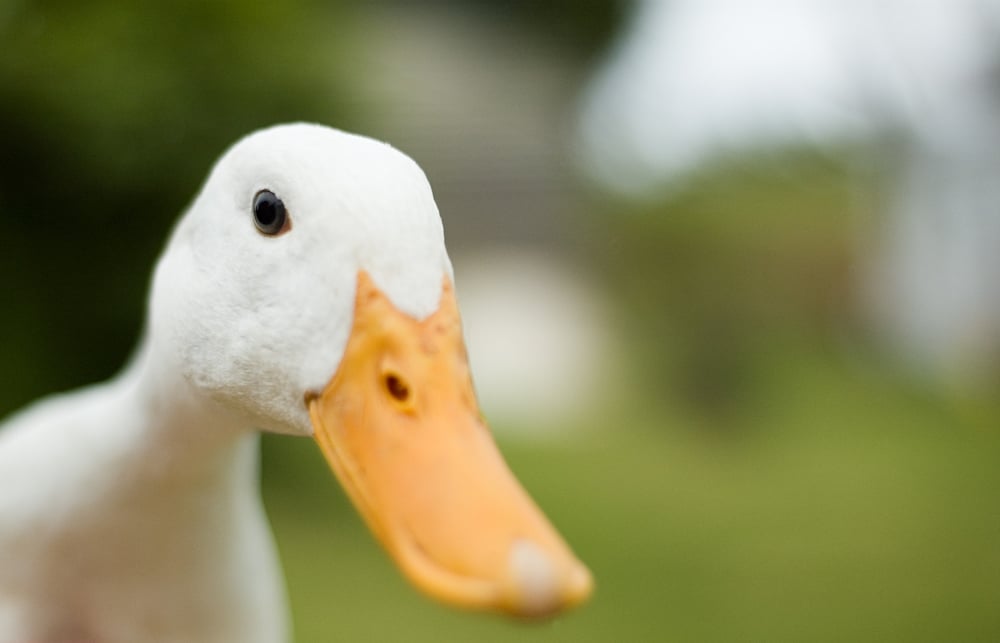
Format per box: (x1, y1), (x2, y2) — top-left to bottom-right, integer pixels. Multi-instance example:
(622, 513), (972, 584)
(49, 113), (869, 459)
(0, 123), (593, 643)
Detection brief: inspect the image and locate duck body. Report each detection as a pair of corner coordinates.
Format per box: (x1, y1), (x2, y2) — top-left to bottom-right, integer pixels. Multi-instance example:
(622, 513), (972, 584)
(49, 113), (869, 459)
(0, 123), (591, 643)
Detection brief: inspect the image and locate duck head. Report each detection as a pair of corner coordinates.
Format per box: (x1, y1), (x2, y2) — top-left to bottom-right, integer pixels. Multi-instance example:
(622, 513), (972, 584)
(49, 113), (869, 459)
(146, 123), (592, 617)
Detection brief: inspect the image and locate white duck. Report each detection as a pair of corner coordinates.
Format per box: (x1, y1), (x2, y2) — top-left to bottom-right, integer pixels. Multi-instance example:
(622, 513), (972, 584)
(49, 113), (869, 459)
(0, 123), (592, 642)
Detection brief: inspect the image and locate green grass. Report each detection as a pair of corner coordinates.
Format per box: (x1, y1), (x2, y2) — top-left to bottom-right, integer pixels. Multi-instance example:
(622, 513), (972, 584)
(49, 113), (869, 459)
(261, 351), (1000, 642)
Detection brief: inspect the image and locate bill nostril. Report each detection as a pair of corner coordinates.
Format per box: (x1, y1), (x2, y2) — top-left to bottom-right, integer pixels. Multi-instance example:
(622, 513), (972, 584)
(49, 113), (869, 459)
(384, 373), (410, 403)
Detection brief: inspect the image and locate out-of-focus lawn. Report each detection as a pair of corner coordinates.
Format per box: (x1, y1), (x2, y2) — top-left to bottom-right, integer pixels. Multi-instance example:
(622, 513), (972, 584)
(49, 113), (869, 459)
(262, 345), (1000, 642)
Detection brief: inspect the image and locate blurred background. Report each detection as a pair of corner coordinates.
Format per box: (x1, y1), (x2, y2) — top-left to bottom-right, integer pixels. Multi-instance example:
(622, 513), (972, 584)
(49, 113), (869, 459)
(2, 0), (1000, 641)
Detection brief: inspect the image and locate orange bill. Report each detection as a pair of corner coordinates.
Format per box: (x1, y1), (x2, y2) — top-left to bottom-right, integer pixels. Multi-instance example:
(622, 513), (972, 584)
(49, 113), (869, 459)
(307, 271), (593, 617)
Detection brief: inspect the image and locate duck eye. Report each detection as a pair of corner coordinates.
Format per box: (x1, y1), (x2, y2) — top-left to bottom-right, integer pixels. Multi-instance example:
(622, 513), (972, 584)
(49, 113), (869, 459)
(252, 189), (289, 235)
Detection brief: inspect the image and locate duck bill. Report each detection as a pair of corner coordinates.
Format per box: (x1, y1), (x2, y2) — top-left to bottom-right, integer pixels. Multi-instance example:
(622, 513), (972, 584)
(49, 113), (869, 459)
(307, 271), (592, 617)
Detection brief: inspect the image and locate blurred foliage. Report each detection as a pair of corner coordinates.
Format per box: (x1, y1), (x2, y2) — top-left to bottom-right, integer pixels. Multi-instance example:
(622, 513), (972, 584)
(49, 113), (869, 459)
(585, 151), (861, 428)
(456, 0), (626, 56)
(0, 0), (357, 409)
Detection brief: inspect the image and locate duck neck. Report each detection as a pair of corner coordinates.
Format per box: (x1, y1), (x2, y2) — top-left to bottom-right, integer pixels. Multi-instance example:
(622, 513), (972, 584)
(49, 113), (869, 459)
(111, 332), (259, 486)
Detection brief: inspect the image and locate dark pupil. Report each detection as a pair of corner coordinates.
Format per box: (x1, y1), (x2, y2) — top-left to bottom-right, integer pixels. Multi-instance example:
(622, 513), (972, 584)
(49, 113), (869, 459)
(257, 198), (277, 224)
